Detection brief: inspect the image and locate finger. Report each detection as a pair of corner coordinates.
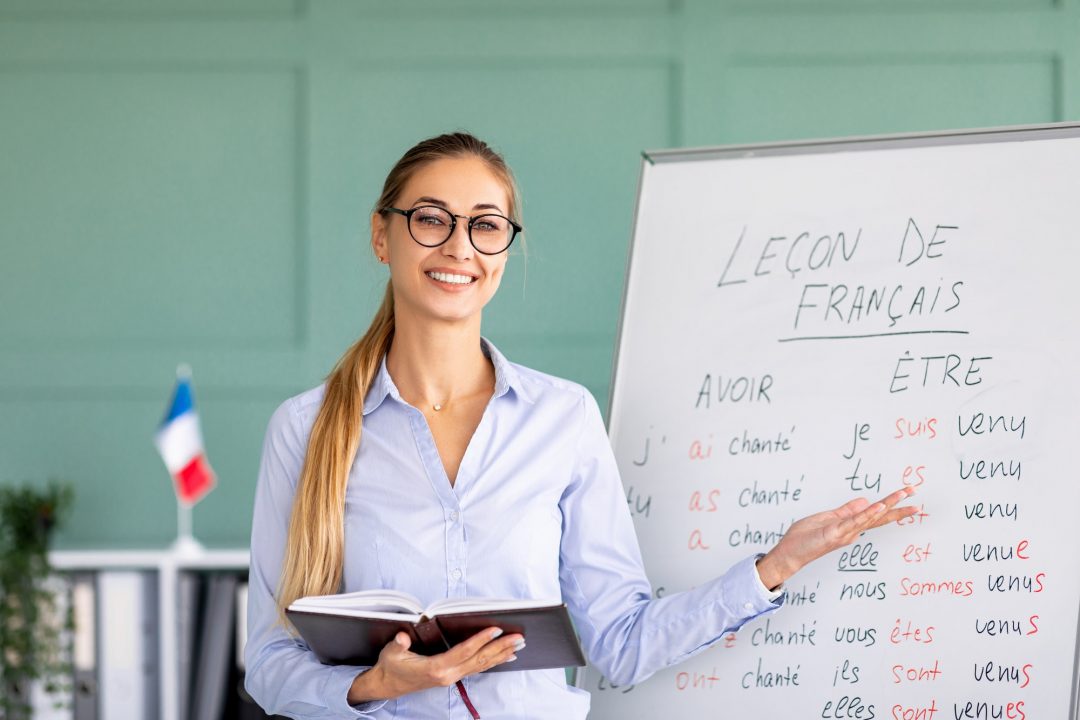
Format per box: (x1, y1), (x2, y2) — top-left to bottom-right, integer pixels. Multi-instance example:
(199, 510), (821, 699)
(444, 627), (506, 664)
(832, 496), (871, 519)
(861, 488), (917, 529)
(847, 496), (919, 536)
(835, 500), (887, 537)
(423, 630), (517, 689)
(875, 505), (919, 527)
(377, 631), (415, 667)
(467, 635), (524, 674)
(444, 628), (525, 671)
(877, 486), (915, 509)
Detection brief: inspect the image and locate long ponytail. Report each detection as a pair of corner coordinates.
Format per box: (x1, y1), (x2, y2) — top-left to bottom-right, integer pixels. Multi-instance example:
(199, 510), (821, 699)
(275, 281), (394, 620)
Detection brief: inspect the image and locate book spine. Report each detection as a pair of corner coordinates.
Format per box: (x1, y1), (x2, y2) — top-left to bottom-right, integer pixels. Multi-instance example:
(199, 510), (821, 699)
(413, 618), (449, 653)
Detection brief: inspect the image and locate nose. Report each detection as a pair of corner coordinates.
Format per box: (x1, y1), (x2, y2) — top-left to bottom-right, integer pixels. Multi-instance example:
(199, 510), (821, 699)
(441, 216), (474, 260)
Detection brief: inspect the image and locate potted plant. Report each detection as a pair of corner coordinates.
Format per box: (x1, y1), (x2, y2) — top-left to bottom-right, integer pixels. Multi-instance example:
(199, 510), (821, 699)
(0, 482), (74, 719)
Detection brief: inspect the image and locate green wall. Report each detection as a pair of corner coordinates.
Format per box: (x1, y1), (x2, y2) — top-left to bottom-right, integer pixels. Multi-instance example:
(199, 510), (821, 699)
(1, 0), (1075, 549)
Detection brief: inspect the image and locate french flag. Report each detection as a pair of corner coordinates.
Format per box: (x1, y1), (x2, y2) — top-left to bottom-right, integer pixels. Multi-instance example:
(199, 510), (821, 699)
(154, 369), (216, 506)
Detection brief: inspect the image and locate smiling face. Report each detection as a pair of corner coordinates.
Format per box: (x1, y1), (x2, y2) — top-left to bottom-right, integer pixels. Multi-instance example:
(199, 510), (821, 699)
(371, 155), (513, 329)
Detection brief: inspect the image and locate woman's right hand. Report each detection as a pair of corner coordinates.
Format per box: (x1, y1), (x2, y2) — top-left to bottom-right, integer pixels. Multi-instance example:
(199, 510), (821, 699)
(347, 627), (524, 705)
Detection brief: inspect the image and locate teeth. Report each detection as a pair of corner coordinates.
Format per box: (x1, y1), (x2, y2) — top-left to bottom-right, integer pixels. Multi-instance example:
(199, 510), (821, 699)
(427, 271), (474, 285)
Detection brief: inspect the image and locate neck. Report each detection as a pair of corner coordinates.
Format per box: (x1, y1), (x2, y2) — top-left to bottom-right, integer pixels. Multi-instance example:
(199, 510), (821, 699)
(385, 315), (493, 409)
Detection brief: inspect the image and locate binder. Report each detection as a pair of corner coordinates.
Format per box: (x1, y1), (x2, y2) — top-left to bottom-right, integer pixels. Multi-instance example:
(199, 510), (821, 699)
(72, 572), (97, 720)
(98, 571), (158, 720)
(189, 573), (238, 720)
(177, 572), (201, 720)
(28, 574), (78, 720)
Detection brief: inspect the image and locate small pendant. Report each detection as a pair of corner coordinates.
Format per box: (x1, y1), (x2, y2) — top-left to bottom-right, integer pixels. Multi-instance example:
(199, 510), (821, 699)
(433, 403), (442, 412)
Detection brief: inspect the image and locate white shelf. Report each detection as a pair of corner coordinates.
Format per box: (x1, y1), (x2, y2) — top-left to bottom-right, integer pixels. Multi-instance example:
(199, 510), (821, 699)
(49, 546), (250, 720)
(50, 547), (249, 570)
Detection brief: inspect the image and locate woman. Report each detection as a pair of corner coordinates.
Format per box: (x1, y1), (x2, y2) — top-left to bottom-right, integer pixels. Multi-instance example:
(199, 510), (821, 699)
(244, 132), (915, 719)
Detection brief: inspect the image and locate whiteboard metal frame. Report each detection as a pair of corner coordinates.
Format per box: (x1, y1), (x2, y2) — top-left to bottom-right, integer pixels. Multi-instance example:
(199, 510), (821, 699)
(640, 120), (1080, 165)
(604, 120), (1080, 717)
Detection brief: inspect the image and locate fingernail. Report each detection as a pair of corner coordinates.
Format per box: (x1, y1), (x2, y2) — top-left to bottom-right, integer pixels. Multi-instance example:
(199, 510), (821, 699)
(507, 654), (518, 662)
(513, 639), (526, 651)
(491, 628), (504, 639)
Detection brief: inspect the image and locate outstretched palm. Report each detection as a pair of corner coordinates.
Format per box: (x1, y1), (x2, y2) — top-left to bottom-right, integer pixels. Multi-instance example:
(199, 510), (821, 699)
(756, 488), (916, 590)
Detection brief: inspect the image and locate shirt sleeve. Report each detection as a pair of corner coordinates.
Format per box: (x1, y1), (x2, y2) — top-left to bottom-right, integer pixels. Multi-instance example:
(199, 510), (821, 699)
(244, 398), (387, 719)
(557, 389), (785, 687)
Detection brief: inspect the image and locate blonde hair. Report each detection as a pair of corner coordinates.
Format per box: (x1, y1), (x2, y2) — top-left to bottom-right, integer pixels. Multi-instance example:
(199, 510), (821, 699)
(276, 133), (520, 622)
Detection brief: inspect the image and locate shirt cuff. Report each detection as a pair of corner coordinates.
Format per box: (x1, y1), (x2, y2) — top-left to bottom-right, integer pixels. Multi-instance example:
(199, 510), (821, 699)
(752, 553), (785, 603)
(325, 664), (388, 717)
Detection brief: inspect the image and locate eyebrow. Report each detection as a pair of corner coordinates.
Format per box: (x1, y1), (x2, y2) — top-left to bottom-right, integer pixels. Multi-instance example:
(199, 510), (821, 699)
(413, 196), (505, 215)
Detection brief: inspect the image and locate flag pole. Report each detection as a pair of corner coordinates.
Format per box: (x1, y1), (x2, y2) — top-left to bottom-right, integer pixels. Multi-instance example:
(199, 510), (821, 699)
(171, 500), (205, 557)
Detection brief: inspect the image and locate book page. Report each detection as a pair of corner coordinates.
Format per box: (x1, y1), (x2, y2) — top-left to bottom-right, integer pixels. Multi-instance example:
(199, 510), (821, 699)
(425, 597), (562, 618)
(289, 588), (424, 616)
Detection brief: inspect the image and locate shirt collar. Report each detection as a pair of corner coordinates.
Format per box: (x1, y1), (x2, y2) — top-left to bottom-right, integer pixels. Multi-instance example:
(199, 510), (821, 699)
(361, 336), (533, 417)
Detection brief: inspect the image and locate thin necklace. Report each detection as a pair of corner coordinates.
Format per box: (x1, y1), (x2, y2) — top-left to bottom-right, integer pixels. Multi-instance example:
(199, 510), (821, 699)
(430, 383), (492, 413)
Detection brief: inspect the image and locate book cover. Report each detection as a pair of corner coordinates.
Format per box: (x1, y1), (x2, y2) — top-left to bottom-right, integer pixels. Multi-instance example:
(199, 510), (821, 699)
(286, 592), (585, 673)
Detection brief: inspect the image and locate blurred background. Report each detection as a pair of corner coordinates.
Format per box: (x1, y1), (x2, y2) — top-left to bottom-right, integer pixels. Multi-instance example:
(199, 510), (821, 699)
(0, 0), (1073, 556)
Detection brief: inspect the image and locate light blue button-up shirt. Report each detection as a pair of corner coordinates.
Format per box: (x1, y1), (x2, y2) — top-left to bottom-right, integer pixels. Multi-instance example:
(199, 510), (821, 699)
(245, 339), (783, 719)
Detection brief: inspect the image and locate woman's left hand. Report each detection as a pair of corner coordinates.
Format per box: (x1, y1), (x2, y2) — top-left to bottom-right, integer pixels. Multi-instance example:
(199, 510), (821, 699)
(754, 487), (918, 591)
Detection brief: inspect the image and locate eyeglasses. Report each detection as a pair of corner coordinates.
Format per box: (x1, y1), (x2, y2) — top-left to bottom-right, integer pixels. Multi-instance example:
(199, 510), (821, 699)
(382, 205), (522, 255)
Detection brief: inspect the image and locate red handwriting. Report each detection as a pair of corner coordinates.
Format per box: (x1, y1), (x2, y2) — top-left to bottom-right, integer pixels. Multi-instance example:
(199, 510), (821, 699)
(688, 489), (721, 512)
(892, 660), (942, 683)
(901, 465), (926, 488)
(675, 667), (721, 691)
(896, 503), (930, 526)
(899, 577), (974, 597)
(688, 529), (710, 550)
(902, 542), (932, 563)
(890, 618), (935, 644)
(894, 417), (938, 439)
(688, 438), (712, 460)
(892, 700), (938, 720)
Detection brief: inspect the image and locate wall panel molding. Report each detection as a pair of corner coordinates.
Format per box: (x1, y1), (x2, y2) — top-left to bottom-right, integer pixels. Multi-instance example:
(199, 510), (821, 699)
(0, 65), (307, 351)
(0, 0), (303, 20)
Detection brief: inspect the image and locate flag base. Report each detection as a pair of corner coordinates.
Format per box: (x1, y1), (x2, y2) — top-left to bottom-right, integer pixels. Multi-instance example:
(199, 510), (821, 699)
(169, 533), (206, 557)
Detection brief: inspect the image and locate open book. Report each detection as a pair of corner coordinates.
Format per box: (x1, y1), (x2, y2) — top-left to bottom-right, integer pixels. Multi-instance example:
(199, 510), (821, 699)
(286, 590), (586, 672)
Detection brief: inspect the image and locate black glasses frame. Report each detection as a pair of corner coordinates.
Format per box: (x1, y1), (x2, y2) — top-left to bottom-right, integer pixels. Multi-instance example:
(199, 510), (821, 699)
(382, 205), (522, 255)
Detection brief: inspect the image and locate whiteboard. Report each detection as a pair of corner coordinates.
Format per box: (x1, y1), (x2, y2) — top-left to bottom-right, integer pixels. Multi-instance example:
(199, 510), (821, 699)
(585, 124), (1080, 720)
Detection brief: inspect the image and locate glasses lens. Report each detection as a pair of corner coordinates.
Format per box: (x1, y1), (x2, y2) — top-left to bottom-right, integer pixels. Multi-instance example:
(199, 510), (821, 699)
(409, 206), (453, 246)
(470, 214), (513, 254)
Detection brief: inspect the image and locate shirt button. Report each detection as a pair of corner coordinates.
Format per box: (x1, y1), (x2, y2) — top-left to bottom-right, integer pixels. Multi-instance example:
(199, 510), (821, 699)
(744, 602), (754, 610)
(449, 511), (459, 522)
(452, 568), (462, 580)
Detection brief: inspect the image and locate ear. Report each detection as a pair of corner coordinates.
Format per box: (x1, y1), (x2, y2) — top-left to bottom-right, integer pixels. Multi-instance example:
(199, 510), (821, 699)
(371, 212), (389, 263)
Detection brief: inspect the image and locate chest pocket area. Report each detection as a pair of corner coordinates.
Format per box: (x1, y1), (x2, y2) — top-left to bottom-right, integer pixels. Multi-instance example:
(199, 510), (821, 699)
(342, 485), (388, 591)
